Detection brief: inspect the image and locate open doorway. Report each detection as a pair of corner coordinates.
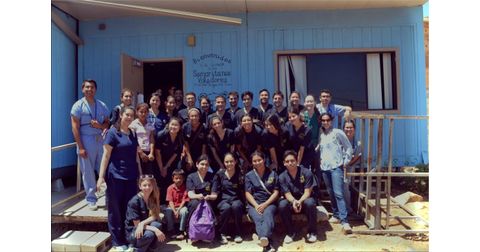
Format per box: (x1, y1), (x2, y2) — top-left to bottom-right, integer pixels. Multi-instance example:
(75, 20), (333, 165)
(143, 60), (183, 101)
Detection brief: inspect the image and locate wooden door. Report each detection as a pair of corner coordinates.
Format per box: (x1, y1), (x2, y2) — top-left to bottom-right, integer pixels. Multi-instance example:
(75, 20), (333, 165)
(121, 53), (144, 106)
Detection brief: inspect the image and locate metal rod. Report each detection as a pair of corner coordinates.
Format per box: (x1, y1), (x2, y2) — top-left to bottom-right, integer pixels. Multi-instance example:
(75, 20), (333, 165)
(51, 142), (77, 152)
(346, 172), (429, 177)
(76, 157), (81, 192)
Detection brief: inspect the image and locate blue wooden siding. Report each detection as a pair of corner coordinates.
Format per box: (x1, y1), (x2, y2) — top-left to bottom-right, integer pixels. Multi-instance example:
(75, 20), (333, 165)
(51, 8), (77, 169)
(70, 7), (427, 167)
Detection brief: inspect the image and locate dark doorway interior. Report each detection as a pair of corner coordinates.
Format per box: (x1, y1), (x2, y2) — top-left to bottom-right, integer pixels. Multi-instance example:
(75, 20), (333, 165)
(144, 61), (183, 102)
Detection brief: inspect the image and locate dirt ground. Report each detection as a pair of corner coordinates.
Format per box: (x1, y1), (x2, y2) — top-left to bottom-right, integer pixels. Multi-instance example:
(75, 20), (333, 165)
(52, 218), (428, 252)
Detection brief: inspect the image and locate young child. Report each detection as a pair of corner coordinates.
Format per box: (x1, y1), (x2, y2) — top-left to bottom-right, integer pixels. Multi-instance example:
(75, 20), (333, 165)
(164, 169), (190, 240)
(125, 175), (166, 252)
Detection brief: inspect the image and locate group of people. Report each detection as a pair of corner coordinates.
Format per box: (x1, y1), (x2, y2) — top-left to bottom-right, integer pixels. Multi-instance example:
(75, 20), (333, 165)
(70, 79), (361, 252)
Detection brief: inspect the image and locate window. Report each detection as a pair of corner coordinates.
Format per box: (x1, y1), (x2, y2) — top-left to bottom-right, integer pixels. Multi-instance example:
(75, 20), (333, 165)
(277, 50), (398, 111)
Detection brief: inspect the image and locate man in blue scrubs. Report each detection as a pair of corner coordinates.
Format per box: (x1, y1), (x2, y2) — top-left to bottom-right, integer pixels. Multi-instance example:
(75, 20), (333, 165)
(278, 150), (318, 244)
(70, 79), (110, 209)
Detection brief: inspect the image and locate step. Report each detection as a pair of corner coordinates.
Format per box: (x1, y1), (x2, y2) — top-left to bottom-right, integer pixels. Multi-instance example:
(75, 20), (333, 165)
(52, 231), (111, 252)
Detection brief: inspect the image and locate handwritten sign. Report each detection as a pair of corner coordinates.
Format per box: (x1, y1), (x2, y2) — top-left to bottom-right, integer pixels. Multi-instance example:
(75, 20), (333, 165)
(192, 53), (232, 88)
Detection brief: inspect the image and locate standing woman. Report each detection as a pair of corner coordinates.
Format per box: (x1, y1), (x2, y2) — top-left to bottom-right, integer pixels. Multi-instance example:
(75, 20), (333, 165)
(285, 107), (315, 168)
(234, 114), (263, 173)
(318, 113), (353, 234)
(110, 88), (133, 127)
(155, 117), (184, 205)
(244, 151), (279, 252)
(148, 93), (169, 134)
(130, 103), (156, 175)
(289, 91), (304, 111)
(165, 95), (177, 119)
(97, 106), (142, 251)
(207, 116), (235, 172)
(262, 114), (289, 174)
(214, 153), (245, 244)
(182, 108), (207, 174)
(200, 96), (214, 127)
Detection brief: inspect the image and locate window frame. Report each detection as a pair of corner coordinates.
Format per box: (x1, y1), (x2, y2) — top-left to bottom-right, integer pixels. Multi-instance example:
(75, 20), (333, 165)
(273, 48), (401, 114)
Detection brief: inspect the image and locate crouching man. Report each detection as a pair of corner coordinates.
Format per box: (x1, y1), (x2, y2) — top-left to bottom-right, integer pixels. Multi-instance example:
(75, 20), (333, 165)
(278, 150), (318, 244)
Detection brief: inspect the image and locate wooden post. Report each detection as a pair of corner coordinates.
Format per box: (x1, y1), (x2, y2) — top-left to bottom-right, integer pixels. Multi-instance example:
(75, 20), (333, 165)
(357, 118), (366, 215)
(386, 118), (394, 229)
(365, 118), (374, 227)
(374, 119), (383, 229)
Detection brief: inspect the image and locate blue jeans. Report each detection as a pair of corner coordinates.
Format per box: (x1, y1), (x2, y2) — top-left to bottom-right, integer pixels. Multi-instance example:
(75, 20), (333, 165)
(322, 167), (349, 224)
(164, 206), (189, 233)
(128, 221), (162, 252)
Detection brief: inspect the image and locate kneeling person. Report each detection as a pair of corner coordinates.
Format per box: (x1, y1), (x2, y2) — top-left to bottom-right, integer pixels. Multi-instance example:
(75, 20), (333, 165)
(278, 150), (318, 244)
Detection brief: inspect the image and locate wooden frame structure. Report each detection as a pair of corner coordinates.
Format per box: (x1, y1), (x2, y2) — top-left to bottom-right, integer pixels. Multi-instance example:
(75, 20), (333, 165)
(347, 113), (429, 234)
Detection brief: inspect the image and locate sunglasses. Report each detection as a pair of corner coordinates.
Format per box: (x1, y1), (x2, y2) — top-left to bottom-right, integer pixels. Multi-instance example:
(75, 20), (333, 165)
(140, 174), (154, 179)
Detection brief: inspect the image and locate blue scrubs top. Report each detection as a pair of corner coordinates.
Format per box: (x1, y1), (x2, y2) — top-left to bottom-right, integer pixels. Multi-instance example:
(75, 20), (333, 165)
(279, 167), (316, 199)
(104, 128), (139, 180)
(261, 127), (290, 173)
(186, 171), (218, 196)
(234, 124), (263, 160)
(234, 107), (261, 126)
(182, 122), (207, 163)
(154, 129), (183, 168)
(71, 98), (110, 135)
(148, 110), (169, 134)
(264, 107), (288, 125)
(285, 122), (315, 167)
(244, 168), (279, 204)
(207, 111), (236, 130)
(207, 129), (235, 169)
(213, 169), (244, 202)
(258, 104), (273, 125)
(125, 193), (149, 234)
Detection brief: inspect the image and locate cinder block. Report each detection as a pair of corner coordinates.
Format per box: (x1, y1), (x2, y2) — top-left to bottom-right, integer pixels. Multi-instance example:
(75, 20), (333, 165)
(51, 230), (97, 252)
(81, 232), (111, 252)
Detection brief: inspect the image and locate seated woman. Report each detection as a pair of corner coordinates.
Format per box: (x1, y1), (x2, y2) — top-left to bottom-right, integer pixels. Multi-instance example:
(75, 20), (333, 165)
(186, 155), (218, 242)
(244, 151), (279, 252)
(125, 175), (165, 252)
(214, 153), (245, 244)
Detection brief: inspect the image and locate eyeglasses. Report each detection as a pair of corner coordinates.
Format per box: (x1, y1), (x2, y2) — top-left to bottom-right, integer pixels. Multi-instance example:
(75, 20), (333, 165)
(321, 119), (332, 122)
(140, 174), (154, 179)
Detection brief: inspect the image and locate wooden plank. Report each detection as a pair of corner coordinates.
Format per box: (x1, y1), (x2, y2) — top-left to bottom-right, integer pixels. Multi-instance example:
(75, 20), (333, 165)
(71, 195), (107, 218)
(81, 232), (111, 252)
(356, 118), (366, 215)
(374, 119), (383, 229)
(52, 190), (85, 209)
(386, 118), (394, 229)
(51, 11), (84, 45)
(52, 231), (97, 252)
(76, 157), (81, 192)
(364, 118), (374, 225)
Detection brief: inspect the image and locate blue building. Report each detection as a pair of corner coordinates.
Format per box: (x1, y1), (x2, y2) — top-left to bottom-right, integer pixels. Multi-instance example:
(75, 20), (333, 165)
(52, 0), (428, 177)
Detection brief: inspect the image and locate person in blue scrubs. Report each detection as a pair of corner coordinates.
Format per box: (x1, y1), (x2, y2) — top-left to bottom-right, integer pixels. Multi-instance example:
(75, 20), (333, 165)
(207, 116), (235, 172)
(155, 117), (184, 205)
(148, 93), (169, 135)
(70, 79), (110, 209)
(227, 91), (241, 118)
(257, 89), (273, 126)
(234, 114), (263, 173)
(244, 151), (279, 252)
(97, 106), (141, 250)
(278, 150), (318, 244)
(285, 107), (315, 168)
(262, 114), (290, 174)
(234, 91), (261, 127)
(177, 92), (198, 125)
(182, 108), (207, 174)
(208, 95), (236, 130)
(264, 91), (288, 125)
(213, 153), (245, 244)
(200, 96), (214, 127)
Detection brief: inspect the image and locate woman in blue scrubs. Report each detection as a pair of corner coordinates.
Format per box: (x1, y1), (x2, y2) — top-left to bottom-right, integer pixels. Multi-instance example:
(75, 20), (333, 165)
(285, 107), (315, 168)
(97, 106), (141, 251)
(234, 114), (262, 173)
(207, 116), (235, 172)
(262, 114), (289, 174)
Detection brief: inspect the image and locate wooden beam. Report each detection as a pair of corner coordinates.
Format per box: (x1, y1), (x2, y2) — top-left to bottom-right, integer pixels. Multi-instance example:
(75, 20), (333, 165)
(51, 11), (84, 45)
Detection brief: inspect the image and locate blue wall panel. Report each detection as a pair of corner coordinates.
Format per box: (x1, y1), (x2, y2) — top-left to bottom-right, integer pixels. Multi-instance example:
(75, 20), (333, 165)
(73, 7), (427, 166)
(51, 19), (77, 169)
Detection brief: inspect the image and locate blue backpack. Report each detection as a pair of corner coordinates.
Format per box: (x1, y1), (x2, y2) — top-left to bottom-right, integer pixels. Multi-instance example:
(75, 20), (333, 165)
(188, 200), (215, 241)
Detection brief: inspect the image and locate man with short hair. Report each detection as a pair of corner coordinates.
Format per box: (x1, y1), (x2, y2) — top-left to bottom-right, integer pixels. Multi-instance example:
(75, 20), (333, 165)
(234, 91), (261, 126)
(227, 91), (241, 117)
(173, 88), (187, 115)
(258, 89), (273, 124)
(316, 89), (352, 128)
(278, 150), (318, 244)
(70, 79), (110, 210)
(207, 95), (235, 130)
(264, 91), (288, 124)
(177, 92), (198, 124)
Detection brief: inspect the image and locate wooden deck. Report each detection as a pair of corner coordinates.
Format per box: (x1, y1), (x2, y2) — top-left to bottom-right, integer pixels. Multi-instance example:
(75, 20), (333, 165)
(52, 193), (108, 223)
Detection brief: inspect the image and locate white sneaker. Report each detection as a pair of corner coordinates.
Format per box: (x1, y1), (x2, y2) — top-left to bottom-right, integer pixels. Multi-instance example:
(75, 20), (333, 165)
(342, 223), (353, 234)
(259, 237), (269, 247)
(307, 233), (317, 243)
(328, 216), (340, 223)
(283, 233), (295, 244)
(220, 234), (228, 244)
(234, 235), (243, 243)
(88, 202), (98, 211)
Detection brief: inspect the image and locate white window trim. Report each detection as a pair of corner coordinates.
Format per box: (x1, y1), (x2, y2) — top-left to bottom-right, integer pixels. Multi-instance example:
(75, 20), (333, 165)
(273, 48), (401, 114)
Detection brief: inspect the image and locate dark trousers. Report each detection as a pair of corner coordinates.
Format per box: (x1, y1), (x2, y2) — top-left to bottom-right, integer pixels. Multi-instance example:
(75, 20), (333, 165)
(139, 151), (155, 175)
(127, 221), (162, 252)
(217, 199), (244, 236)
(247, 204), (277, 239)
(278, 198), (317, 235)
(106, 176), (138, 246)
